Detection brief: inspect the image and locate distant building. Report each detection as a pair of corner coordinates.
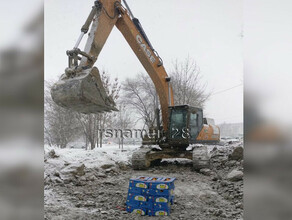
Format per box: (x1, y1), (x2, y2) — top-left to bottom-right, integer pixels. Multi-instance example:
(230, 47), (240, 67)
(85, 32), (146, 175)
(219, 122), (243, 138)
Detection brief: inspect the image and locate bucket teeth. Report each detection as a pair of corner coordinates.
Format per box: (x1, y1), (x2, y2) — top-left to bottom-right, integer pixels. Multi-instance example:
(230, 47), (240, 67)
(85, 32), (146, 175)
(51, 67), (118, 113)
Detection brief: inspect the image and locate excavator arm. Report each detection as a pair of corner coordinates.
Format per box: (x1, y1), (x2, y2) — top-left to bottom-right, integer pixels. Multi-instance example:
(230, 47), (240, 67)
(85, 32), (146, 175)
(116, 2), (174, 131)
(51, 0), (173, 131)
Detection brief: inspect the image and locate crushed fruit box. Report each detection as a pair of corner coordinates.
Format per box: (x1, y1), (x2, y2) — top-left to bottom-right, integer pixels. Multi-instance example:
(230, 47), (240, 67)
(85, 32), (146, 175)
(126, 176), (176, 216)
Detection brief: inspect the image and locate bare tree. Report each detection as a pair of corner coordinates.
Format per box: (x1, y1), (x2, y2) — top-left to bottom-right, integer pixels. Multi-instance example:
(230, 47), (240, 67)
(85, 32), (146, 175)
(121, 58), (210, 129)
(122, 72), (158, 129)
(97, 70), (120, 148)
(76, 114), (98, 150)
(44, 81), (80, 148)
(45, 69), (120, 150)
(111, 104), (135, 148)
(77, 70), (121, 149)
(170, 57), (210, 108)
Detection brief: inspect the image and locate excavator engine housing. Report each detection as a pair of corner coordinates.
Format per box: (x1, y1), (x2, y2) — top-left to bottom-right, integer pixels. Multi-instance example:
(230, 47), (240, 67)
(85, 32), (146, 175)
(168, 105), (220, 147)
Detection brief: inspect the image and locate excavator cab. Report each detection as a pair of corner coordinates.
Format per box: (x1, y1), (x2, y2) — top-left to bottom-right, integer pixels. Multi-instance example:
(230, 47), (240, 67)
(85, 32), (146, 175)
(168, 105), (204, 146)
(168, 105), (220, 147)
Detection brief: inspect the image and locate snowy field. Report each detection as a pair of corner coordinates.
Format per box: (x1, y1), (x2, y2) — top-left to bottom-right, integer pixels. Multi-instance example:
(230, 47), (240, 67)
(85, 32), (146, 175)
(44, 140), (237, 170)
(45, 144), (140, 168)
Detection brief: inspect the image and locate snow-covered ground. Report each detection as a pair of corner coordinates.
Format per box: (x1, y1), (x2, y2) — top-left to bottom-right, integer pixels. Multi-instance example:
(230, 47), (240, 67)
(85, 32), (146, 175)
(45, 139), (240, 166)
(45, 144), (139, 168)
(44, 144), (141, 181)
(44, 141), (241, 178)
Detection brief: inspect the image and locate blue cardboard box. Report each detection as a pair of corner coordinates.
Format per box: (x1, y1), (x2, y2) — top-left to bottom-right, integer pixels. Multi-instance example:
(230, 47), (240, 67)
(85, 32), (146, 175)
(126, 192), (147, 207)
(148, 195), (171, 203)
(129, 176), (150, 188)
(128, 176), (150, 194)
(148, 206), (171, 216)
(147, 188), (175, 196)
(170, 195), (174, 205)
(126, 205), (147, 216)
(126, 176), (175, 216)
(148, 177), (175, 191)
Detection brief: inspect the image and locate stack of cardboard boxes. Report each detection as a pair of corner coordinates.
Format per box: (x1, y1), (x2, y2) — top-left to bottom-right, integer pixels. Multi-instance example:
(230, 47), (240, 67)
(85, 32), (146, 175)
(126, 176), (175, 216)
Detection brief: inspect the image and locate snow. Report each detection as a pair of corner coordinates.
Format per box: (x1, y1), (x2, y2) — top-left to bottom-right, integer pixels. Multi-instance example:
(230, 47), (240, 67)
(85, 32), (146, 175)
(45, 144), (140, 169)
(44, 141), (242, 178)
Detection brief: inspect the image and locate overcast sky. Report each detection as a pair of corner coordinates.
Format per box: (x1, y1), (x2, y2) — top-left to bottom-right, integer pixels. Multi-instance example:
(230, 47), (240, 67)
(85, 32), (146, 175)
(44, 0), (243, 124)
(0, 0), (290, 127)
(244, 0), (292, 125)
(0, 0), (42, 49)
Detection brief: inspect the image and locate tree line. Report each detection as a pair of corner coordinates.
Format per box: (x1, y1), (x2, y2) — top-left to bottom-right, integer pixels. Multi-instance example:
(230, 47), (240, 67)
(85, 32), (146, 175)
(44, 58), (210, 149)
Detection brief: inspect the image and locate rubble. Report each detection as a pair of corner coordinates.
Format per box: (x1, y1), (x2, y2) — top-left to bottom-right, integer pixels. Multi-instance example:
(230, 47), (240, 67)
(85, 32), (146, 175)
(96, 172), (107, 178)
(44, 142), (243, 219)
(116, 161), (130, 170)
(88, 175), (96, 181)
(61, 163), (86, 177)
(226, 170), (243, 182)
(229, 146), (244, 161)
(199, 168), (212, 176)
(101, 164), (115, 169)
(48, 149), (59, 159)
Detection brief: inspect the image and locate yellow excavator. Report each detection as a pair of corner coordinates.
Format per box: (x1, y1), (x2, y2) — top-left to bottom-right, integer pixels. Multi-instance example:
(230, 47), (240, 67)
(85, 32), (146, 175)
(51, 0), (220, 170)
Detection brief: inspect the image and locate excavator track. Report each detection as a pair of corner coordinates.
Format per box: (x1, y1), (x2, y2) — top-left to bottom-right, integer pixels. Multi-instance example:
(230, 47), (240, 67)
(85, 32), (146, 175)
(192, 145), (210, 171)
(132, 148), (153, 170)
(132, 146), (210, 170)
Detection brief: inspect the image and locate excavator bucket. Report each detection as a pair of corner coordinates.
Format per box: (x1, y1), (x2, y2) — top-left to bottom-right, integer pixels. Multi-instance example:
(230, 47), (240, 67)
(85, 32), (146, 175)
(51, 67), (118, 113)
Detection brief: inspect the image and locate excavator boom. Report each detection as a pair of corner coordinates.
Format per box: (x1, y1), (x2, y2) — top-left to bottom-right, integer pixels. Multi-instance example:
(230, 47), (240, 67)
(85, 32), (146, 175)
(51, 0), (173, 131)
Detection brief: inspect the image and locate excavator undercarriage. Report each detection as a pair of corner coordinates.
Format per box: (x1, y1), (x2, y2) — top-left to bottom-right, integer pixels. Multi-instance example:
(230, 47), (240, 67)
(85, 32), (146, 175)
(131, 145), (210, 170)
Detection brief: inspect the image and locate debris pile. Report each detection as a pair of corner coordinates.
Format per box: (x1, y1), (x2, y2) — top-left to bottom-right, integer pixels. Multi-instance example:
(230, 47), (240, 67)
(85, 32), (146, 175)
(208, 143), (244, 219)
(44, 142), (244, 219)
